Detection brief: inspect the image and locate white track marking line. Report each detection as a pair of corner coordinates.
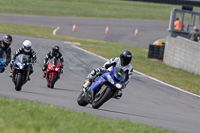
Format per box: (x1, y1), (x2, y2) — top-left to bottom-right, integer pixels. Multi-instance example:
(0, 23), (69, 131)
(70, 44), (200, 98)
(53, 27), (60, 35)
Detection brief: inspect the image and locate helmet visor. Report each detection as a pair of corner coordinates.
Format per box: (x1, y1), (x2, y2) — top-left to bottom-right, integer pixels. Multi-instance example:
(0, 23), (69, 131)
(5, 39), (11, 45)
(24, 46), (31, 51)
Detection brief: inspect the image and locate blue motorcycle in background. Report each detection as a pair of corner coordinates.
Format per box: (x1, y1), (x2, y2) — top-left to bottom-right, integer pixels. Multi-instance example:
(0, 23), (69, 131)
(12, 54), (31, 91)
(0, 48), (6, 73)
(77, 66), (126, 109)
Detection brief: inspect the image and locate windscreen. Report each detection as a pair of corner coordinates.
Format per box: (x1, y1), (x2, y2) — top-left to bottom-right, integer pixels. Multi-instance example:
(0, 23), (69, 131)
(50, 57), (58, 67)
(114, 67), (125, 81)
(17, 54), (29, 63)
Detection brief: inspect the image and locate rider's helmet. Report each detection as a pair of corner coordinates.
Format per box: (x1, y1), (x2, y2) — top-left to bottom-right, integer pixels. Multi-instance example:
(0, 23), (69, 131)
(22, 40), (32, 53)
(52, 45), (59, 56)
(2, 34), (12, 49)
(120, 50), (132, 66)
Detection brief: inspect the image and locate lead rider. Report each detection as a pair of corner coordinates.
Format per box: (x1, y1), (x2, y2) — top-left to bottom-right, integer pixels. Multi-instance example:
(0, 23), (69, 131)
(83, 50), (133, 99)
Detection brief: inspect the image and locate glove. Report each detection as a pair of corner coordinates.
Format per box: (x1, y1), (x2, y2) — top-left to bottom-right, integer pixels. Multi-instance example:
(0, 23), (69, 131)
(96, 67), (106, 73)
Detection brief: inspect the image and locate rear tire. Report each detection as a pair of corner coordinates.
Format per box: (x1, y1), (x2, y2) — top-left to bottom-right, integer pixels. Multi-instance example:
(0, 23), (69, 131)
(15, 73), (22, 91)
(77, 91), (88, 106)
(50, 74), (56, 88)
(92, 87), (112, 109)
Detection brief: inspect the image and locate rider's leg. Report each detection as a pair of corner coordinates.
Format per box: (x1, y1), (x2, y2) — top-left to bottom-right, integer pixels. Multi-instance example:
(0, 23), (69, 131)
(42, 64), (47, 78)
(83, 69), (97, 90)
(28, 65), (33, 81)
(9, 64), (13, 77)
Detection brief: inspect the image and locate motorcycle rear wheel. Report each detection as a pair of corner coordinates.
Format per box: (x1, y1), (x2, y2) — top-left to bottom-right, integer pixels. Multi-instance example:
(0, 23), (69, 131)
(92, 87), (112, 109)
(77, 91), (88, 106)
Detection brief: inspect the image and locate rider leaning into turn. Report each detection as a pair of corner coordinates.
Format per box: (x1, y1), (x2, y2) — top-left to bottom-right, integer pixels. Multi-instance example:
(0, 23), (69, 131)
(0, 34), (12, 73)
(83, 50), (133, 99)
(9, 40), (37, 80)
(42, 45), (64, 78)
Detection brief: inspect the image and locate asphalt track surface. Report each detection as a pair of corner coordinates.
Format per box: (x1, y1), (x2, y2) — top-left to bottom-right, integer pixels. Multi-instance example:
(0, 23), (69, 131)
(0, 14), (169, 47)
(0, 15), (200, 133)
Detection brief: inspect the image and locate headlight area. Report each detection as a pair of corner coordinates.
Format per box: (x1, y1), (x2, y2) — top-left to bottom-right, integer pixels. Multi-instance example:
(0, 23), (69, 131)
(19, 64), (25, 69)
(107, 75), (114, 84)
(115, 83), (123, 89)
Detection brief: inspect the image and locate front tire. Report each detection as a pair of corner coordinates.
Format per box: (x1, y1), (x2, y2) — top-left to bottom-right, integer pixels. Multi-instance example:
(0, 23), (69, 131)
(92, 87), (112, 109)
(15, 73), (22, 91)
(77, 91), (88, 106)
(50, 74), (56, 88)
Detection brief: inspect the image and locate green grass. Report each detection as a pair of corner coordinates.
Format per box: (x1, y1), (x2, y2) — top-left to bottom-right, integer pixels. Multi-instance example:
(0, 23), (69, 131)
(1, 23), (200, 95)
(1, 0), (200, 21)
(0, 97), (176, 133)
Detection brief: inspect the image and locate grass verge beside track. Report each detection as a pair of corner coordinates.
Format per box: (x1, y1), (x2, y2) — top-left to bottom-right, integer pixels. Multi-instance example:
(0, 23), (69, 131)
(0, 97), (176, 133)
(0, 23), (200, 95)
(0, 0), (199, 21)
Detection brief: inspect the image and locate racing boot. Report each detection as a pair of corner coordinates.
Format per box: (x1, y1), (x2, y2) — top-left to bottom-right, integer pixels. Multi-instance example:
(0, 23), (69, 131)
(0, 68), (5, 73)
(113, 90), (122, 99)
(9, 71), (13, 78)
(59, 69), (63, 79)
(27, 75), (30, 81)
(83, 69), (96, 92)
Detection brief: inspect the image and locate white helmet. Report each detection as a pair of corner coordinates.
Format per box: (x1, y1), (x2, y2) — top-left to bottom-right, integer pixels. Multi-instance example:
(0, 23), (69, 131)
(22, 40), (32, 52)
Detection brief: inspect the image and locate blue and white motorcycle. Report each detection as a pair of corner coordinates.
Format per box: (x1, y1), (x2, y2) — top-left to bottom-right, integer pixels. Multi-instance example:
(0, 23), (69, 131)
(0, 48), (6, 73)
(12, 54), (31, 91)
(77, 66), (125, 109)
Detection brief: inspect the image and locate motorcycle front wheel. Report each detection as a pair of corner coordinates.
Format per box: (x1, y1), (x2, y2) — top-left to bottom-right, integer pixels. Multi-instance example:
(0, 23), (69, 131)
(15, 73), (22, 91)
(92, 87), (112, 109)
(50, 74), (56, 88)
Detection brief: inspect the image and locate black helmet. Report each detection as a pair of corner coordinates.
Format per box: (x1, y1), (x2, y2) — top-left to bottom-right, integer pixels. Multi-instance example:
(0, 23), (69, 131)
(52, 45), (59, 56)
(2, 34), (12, 49)
(120, 50), (132, 66)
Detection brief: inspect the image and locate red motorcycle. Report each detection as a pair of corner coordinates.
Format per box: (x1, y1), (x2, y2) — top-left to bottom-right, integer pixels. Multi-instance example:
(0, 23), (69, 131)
(45, 57), (61, 88)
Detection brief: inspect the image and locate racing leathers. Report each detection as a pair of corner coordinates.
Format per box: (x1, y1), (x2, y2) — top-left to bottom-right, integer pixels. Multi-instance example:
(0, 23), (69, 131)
(0, 41), (11, 72)
(83, 57), (133, 99)
(10, 48), (37, 77)
(42, 51), (64, 75)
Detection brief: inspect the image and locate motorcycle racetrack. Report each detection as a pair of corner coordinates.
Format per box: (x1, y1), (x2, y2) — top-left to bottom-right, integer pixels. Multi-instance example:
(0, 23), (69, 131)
(0, 15), (200, 133)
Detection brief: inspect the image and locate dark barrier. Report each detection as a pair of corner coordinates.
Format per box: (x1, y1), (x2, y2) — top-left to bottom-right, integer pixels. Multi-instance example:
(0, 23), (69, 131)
(148, 44), (154, 58)
(148, 43), (165, 60)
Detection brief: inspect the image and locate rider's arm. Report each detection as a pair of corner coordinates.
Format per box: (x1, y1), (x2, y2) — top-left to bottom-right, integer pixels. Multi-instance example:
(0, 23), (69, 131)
(59, 52), (64, 68)
(103, 57), (117, 69)
(124, 67), (133, 87)
(44, 52), (51, 65)
(31, 49), (37, 64)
